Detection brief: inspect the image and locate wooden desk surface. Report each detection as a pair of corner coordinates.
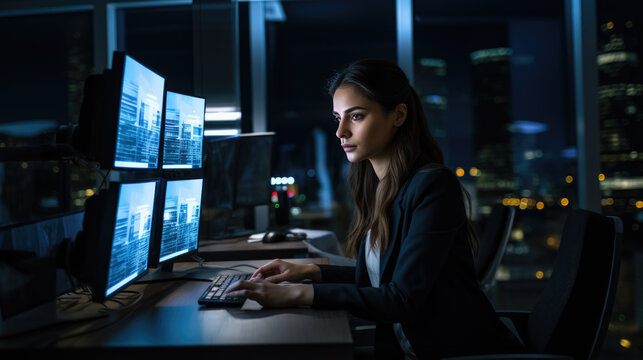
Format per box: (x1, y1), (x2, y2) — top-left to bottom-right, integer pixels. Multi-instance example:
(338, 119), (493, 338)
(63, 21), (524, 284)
(0, 258), (351, 360)
(197, 237), (310, 261)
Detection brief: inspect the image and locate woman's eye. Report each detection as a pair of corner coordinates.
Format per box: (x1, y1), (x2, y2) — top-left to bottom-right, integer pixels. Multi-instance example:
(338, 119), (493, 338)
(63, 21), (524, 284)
(351, 113), (364, 121)
(333, 116), (341, 123)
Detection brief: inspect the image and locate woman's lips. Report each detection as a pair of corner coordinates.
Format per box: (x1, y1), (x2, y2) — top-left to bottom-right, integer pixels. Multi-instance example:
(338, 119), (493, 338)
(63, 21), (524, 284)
(342, 144), (357, 152)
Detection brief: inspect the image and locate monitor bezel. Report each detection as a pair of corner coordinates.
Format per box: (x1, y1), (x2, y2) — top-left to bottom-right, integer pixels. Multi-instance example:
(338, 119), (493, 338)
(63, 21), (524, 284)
(159, 90), (206, 170)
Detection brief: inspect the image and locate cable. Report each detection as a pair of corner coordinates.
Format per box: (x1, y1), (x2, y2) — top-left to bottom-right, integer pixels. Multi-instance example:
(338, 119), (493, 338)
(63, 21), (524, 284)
(191, 253), (206, 266)
(104, 290), (144, 310)
(200, 263), (258, 270)
(191, 254), (258, 270)
(50, 289), (144, 345)
(200, 236), (247, 244)
(52, 307), (134, 344)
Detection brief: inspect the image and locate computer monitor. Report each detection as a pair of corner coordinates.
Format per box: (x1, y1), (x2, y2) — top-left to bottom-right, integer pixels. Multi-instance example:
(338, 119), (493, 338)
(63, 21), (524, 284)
(203, 135), (238, 211)
(73, 180), (159, 302)
(75, 52), (165, 169)
(148, 178), (203, 268)
(200, 133), (273, 239)
(234, 133), (273, 207)
(161, 91), (205, 169)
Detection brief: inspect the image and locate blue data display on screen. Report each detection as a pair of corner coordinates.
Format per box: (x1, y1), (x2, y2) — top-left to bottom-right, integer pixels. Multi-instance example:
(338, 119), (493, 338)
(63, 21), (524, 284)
(159, 178), (203, 263)
(106, 181), (157, 297)
(114, 56), (165, 169)
(162, 92), (205, 169)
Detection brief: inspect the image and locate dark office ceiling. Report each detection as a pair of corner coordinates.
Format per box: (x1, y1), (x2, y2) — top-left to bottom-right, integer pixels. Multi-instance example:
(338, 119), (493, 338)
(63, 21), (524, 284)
(279, 0), (565, 24)
(414, 0), (564, 20)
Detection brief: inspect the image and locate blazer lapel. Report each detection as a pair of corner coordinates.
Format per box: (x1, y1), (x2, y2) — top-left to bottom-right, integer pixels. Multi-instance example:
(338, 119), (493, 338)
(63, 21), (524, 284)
(355, 234), (370, 287)
(379, 197), (405, 281)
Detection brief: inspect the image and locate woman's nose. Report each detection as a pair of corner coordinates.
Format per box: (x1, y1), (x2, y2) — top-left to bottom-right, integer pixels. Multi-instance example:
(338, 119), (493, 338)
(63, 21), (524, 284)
(336, 118), (350, 139)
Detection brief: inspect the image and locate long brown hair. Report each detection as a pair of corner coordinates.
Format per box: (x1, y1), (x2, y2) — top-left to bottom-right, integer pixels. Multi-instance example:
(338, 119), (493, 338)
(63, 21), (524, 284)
(328, 59), (478, 258)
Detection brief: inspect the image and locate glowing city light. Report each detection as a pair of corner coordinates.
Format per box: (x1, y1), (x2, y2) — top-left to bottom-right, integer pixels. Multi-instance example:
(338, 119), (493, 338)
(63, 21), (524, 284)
(546, 237), (556, 246)
(620, 339), (631, 349)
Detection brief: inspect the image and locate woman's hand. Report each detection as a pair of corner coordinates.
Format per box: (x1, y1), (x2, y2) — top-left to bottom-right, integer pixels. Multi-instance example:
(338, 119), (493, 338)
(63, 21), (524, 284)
(251, 259), (321, 283)
(223, 279), (313, 308)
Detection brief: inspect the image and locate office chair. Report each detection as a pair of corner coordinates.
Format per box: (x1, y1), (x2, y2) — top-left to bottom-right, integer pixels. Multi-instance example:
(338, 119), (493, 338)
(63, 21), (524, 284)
(475, 203), (515, 296)
(444, 209), (623, 360)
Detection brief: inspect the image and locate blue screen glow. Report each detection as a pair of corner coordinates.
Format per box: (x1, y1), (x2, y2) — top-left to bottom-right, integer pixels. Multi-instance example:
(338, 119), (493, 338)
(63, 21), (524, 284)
(159, 178), (203, 263)
(106, 181), (157, 297)
(114, 56), (165, 169)
(162, 92), (205, 169)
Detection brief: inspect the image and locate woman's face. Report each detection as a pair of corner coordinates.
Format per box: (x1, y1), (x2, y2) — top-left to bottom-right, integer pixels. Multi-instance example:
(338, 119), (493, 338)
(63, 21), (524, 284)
(333, 85), (401, 164)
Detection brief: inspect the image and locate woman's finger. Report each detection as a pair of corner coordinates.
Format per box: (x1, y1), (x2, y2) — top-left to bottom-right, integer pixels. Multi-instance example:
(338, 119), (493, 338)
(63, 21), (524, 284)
(224, 289), (259, 300)
(264, 273), (288, 283)
(250, 271), (265, 280)
(225, 279), (255, 293)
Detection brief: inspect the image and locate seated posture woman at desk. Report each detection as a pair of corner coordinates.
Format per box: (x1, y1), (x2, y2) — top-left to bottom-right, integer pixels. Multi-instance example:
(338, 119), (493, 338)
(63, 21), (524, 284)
(225, 59), (524, 359)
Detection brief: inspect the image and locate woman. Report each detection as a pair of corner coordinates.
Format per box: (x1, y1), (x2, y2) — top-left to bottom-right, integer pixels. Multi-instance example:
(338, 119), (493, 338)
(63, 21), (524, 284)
(225, 59), (525, 359)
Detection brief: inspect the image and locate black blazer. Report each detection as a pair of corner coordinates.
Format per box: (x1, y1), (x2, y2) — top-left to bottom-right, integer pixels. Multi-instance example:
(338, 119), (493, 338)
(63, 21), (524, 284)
(312, 166), (524, 359)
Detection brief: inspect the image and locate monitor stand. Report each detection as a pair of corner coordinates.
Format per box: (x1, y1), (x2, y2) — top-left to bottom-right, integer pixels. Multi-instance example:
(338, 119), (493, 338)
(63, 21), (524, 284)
(137, 262), (222, 283)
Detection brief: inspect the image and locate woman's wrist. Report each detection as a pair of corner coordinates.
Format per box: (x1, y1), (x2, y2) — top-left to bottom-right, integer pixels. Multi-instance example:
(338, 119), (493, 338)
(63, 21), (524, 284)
(305, 264), (322, 282)
(294, 284), (314, 306)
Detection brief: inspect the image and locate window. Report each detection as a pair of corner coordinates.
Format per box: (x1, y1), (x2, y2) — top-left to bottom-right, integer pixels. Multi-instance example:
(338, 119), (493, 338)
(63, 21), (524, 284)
(596, 0), (643, 352)
(0, 10), (94, 227)
(413, 0), (575, 307)
(265, 0), (396, 241)
(116, 5), (194, 95)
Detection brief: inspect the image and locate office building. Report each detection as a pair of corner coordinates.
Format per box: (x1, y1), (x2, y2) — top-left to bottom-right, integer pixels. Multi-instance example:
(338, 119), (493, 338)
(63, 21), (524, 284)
(0, 0), (640, 358)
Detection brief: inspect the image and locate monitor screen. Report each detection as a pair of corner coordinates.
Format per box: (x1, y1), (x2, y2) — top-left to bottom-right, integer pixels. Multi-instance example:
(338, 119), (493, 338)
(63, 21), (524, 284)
(105, 181), (157, 297)
(203, 136), (238, 211)
(162, 92), (205, 169)
(158, 178), (203, 263)
(113, 55), (165, 169)
(234, 134), (273, 207)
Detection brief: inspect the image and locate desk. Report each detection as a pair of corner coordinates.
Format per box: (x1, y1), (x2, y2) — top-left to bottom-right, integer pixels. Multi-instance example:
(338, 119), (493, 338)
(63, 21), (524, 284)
(0, 258), (353, 360)
(197, 228), (353, 265)
(197, 237), (310, 261)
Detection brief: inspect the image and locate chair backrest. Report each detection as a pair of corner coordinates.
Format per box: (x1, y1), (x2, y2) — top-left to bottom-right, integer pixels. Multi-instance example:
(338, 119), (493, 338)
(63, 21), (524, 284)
(475, 203), (515, 290)
(527, 209), (622, 360)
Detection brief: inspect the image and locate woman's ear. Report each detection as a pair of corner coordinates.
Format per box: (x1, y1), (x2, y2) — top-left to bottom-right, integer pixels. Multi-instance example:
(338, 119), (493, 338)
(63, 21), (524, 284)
(393, 103), (407, 127)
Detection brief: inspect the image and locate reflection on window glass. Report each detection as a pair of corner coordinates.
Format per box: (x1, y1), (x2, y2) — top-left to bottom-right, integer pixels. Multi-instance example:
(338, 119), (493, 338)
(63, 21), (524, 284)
(0, 11), (94, 227)
(266, 0), (396, 242)
(413, 0), (574, 309)
(597, 0), (643, 357)
(117, 5), (194, 95)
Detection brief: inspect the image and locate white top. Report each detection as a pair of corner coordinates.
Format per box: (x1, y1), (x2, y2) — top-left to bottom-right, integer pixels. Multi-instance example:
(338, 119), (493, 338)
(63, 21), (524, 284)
(364, 230), (416, 358)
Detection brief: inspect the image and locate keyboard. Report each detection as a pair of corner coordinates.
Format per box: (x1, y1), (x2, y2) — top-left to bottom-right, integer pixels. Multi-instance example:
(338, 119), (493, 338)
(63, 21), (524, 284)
(198, 273), (252, 306)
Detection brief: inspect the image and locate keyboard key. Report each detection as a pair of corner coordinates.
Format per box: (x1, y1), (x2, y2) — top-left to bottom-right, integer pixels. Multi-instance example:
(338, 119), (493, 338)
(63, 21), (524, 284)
(198, 273), (252, 307)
